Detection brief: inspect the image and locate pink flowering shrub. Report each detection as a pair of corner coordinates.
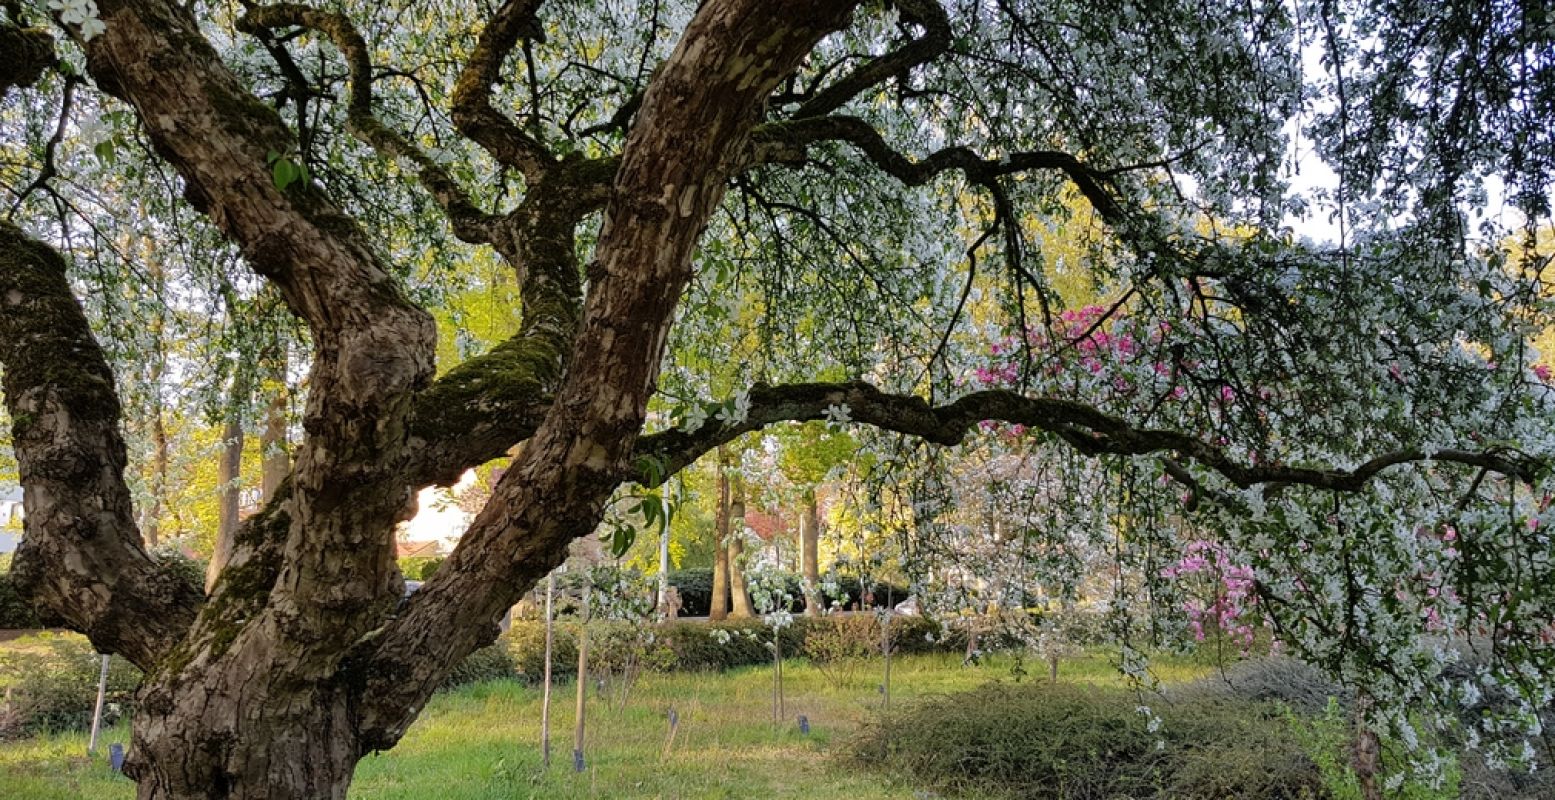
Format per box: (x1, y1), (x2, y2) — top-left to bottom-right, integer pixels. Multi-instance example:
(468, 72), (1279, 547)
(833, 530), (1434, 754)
(1160, 540), (1259, 649)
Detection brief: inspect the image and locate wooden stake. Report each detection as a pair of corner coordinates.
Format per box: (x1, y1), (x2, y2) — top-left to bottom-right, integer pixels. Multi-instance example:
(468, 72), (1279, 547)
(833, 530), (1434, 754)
(540, 572), (555, 769)
(573, 581), (590, 773)
(87, 654), (110, 754)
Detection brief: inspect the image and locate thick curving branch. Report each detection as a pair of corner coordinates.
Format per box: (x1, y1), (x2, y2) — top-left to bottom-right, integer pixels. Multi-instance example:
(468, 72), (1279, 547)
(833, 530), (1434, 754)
(75, 13), (438, 790)
(355, 0), (862, 751)
(451, 0), (555, 181)
(0, 222), (202, 671)
(794, 0), (951, 118)
(629, 381), (1542, 492)
(238, 4), (500, 245)
(749, 114), (1127, 222)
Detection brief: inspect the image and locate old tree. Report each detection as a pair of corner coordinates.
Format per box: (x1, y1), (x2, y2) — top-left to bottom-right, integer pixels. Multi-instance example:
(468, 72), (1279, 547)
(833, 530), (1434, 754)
(4, 0), (1555, 795)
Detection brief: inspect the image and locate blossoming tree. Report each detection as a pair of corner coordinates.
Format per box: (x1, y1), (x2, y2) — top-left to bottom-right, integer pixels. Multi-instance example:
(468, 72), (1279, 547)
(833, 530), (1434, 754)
(3, 0), (1555, 796)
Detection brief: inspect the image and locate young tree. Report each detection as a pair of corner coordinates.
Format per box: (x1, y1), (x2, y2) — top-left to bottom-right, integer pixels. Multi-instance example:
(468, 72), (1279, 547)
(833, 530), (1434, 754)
(4, 1), (1555, 797)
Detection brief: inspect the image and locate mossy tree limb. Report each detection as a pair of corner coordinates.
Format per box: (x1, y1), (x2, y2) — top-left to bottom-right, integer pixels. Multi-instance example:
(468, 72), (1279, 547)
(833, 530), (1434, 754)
(0, 221), (202, 670)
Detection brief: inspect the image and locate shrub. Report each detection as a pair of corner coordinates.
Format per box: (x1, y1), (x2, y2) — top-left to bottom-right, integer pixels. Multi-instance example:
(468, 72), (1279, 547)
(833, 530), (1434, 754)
(398, 556), (444, 581)
(665, 568), (712, 616)
(504, 614), (951, 683)
(833, 576), (911, 609)
(507, 620), (580, 682)
(0, 571), (42, 629)
(1168, 655), (1344, 714)
(0, 633), (142, 739)
(1287, 698), (1461, 800)
(147, 544), (207, 594)
(803, 613), (942, 660)
(659, 568), (912, 617)
(850, 681), (1323, 800)
(441, 642), (518, 688)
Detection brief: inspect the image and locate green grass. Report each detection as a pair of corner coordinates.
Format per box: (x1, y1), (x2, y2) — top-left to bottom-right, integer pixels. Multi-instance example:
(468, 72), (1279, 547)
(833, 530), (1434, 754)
(0, 643), (1215, 799)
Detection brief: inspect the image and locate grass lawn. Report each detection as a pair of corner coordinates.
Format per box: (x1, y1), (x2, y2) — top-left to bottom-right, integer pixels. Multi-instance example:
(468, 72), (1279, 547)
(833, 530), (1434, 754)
(0, 640), (1215, 799)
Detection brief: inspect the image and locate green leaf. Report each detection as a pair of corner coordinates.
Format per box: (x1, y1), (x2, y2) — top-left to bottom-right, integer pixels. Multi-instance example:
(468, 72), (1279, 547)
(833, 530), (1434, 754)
(609, 524), (634, 558)
(271, 157), (303, 191)
(633, 455), (664, 486)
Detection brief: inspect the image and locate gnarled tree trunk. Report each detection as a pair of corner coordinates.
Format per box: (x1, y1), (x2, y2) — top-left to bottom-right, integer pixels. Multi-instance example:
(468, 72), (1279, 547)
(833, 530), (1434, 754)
(1, 1), (856, 797)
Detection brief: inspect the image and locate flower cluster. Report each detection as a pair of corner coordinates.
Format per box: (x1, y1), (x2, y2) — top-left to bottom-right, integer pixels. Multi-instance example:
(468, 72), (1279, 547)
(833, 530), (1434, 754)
(49, 0), (106, 39)
(1159, 540), (1258, 649)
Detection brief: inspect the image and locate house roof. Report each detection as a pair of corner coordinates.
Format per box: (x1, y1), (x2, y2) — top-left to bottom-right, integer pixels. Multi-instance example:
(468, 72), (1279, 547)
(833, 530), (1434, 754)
(0, 485), (21, 505)
(396, 539), (446, 559)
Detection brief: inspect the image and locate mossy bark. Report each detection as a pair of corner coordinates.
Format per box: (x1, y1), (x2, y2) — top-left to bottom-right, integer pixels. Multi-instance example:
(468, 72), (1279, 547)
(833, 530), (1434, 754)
(0, 221), (202, 669)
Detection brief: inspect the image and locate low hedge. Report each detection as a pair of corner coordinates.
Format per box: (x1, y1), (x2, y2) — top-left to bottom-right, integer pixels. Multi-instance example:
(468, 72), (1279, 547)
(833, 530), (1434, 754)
(507, 613), (950, 682)
(441, 642), (518, 688)
(666, 567), (911, 617)
(850, 681), (1324, 800)
(398, 556), (444, 581)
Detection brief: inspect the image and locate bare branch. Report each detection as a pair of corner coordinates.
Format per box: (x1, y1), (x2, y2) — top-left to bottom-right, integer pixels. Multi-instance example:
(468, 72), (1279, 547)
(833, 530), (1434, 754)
(238, 4), (499, 245)
(7, 74), (78, 218)
(749, 114), (1128, 222)
(794, 0), (951, 118)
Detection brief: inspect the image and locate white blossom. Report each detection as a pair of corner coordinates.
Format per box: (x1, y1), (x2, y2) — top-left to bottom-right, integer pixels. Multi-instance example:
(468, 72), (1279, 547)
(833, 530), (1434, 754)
(822, 402), (851, 424)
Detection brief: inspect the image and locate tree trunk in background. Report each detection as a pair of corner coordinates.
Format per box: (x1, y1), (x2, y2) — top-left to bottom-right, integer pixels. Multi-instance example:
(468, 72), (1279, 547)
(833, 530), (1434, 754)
(800, 489), (820, 617)
(141, 251), (168, 548)
(207, 393), (245, 593)
(144, 406), (168, 548)
(710, 447), (731, 621)
(728, 475), (754, 618)
(259, 346), (288, 504)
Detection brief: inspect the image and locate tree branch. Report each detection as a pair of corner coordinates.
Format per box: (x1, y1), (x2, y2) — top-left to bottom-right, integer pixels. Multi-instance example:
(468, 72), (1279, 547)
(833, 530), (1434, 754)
(238, 3), (500, 245)
(7, 73), (78, 217)
(794, 0), (951, 118)
(88, 0), (435, 665)
(629, 381), (1543, 492)
(748, 114), (1128, 222)
(450, 0), (555, 181)
(356, 0), (862, 751)
(0, 221), (201, 670)
(0, 18), (54, 100)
